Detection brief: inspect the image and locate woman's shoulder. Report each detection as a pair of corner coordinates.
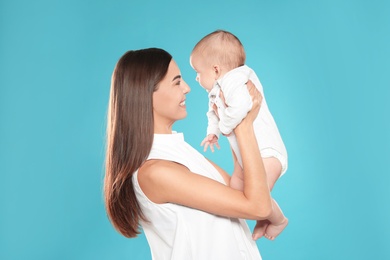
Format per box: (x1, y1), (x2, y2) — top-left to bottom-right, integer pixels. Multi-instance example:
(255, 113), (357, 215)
(140, 159), (189, 175)
(137, 159), (192, 204)
(138, 159), (189, 188)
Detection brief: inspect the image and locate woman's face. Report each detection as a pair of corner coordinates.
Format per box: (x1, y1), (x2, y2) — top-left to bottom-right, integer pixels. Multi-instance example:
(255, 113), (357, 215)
(153, 59), (190, 130)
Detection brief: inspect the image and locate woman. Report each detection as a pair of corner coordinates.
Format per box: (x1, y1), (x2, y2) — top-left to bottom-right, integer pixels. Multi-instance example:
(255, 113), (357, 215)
(104, 48), (272, 259)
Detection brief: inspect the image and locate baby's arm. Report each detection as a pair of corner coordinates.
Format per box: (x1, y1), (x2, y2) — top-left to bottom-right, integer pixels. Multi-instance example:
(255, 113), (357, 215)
(202, 105), (221, 152)
(206, 107), (221, 136)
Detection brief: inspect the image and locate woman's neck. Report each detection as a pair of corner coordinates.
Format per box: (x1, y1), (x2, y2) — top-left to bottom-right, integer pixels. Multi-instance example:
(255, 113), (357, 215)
(154, 122), (174, 134)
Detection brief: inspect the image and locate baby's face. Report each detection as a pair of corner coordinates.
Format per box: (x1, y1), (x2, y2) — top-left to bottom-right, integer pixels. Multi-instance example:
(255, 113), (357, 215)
(190, 54), (217, 92)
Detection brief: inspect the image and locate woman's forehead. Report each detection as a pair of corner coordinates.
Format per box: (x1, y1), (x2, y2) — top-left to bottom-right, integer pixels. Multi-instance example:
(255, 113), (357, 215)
(167, 60), (181, 77)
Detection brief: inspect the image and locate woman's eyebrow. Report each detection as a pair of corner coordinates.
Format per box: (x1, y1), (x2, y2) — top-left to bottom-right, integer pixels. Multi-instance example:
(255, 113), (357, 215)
(172, 75), (181, 81)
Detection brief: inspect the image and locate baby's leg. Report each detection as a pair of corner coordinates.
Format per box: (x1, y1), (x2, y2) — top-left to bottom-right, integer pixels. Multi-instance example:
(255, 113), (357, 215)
(251, 158), (286, 240)
(264, 219), (288, 240)
(264, 200), (288, 240)
(263, 157), (282, 190)
(252, 220), (270, 240)
(229, 147), (244, 190)
(264, 218), (288, 240)
(230, 173), (244, 191)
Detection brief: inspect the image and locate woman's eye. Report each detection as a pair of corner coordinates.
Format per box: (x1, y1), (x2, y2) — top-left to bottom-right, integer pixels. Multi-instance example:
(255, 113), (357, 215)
(176, 81), (181, 85)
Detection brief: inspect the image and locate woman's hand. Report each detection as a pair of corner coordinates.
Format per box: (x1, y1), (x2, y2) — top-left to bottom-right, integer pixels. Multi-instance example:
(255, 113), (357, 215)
(235, 80), (262, 131)
(246, 80), (262, 120)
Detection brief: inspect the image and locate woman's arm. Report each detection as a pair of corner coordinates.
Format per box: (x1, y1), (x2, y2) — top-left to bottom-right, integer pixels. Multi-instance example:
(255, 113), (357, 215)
(138, 158), (270, 220)
(138, 87), (272, 220)
(233, 96), (272, 217)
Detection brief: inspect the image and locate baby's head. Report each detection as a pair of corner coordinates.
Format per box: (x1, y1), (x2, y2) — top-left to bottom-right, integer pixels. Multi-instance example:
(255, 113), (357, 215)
(190, 30), (246, 91)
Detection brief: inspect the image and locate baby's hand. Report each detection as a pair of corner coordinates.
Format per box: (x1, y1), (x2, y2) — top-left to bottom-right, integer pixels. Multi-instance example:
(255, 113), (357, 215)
(200, 134), (220, 152)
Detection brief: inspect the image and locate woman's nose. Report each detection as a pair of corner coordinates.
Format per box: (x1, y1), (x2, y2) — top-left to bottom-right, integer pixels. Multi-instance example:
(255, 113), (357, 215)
(182, 81), (191, 94)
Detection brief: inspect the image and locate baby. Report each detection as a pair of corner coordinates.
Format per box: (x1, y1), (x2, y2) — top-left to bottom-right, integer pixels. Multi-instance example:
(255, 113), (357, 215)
(190, 30), (288, 240)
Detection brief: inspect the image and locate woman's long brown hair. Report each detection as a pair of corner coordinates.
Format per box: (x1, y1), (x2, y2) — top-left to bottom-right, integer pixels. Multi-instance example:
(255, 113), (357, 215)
(104, 48), (172, 237)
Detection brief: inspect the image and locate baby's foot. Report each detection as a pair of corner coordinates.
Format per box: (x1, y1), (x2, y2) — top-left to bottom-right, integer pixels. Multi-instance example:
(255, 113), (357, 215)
(264, 218), (288, 240)
(252, 220), (270, 240)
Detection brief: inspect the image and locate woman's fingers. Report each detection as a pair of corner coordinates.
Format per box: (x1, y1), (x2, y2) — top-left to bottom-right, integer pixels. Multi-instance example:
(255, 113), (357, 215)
(246, 80), (262, 106)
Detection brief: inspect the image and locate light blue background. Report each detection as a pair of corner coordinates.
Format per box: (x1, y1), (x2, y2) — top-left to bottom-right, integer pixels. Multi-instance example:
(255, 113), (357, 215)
(1, 0), (389, 259)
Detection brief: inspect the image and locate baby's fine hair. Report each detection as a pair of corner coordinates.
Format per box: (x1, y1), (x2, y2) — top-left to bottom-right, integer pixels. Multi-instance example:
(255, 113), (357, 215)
(192, 30), (246, 70)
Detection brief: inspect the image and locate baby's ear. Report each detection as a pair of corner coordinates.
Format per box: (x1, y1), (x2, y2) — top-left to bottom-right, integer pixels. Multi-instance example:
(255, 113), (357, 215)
(213, 65), (221, 79)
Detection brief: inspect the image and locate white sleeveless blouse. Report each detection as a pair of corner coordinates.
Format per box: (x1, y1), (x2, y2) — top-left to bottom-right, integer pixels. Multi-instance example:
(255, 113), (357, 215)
(132, 132), (262, 260)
